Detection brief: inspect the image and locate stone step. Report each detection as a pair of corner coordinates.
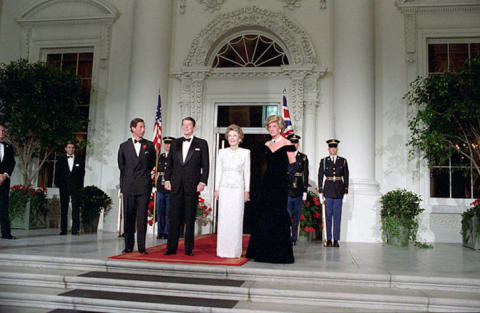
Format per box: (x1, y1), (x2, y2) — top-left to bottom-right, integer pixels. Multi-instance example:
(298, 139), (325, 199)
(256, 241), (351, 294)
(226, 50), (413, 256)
(0, 253), (479, 293)
(1, 267), (479, 312)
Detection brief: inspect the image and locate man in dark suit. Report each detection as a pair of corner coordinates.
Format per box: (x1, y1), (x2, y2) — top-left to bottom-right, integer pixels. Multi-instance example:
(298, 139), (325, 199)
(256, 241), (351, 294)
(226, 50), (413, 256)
(286, 134), (309, 245)
(55, 142), (85, 235)
(118, 118), (156, 254)
(155, 136), (173, 239)
(0, 124), (16, 240)
(318, 139), (349, 247)
(164, 117), (209, 256)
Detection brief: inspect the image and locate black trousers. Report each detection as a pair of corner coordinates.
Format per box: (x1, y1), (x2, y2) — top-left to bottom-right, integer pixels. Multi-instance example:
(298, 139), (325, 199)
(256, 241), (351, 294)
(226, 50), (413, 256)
(60, 188), (80, 233)
(167, 187), (198, 253)
(0, 186), (11, 237)
(124, 193), (149, 251)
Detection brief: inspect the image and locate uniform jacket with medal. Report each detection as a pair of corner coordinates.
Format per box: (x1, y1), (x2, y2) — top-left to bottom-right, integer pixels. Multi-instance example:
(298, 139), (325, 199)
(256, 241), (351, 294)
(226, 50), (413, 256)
(118, 138), (156, 195)
(288, 152), (309, 198)
(156, 152), (169, 193)
(165, 137), (209, 195)
(0, 142), (15, 192)
(317, 156), (349, 199)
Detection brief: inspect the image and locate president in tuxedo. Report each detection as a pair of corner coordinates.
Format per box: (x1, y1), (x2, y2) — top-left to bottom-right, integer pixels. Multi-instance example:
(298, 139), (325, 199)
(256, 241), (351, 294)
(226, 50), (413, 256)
(55, 142), (85, 235)
(118, 118), (156, 254)
(164, 117), (209, 256)
(0, 124), (16, 240)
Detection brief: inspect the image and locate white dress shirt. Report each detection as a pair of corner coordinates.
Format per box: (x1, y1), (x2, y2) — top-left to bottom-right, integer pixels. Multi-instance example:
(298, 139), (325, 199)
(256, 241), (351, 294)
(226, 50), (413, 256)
(67, 154), (74, 172)
(182, 136), (193, 162)
(0, 142), (3, 162)
(132, 137), (141, 157)
(330, 155), (337, 164)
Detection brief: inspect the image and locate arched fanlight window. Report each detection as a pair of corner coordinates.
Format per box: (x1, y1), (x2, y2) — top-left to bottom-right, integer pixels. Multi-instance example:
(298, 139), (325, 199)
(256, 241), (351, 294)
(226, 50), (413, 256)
(212, 34), (289, 68)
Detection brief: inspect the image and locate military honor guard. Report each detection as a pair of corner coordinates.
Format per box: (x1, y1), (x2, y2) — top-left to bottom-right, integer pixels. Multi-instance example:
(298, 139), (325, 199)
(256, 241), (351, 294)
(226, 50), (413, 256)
(317, 139), (349, 247)
(286, 134), (309, 245)
(156, 136), (174, 239)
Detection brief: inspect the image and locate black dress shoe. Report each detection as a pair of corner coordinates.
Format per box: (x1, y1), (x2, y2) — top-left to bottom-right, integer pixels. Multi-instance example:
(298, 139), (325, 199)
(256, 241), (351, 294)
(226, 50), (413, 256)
(71, 231), (79, 235)
(326, 240), (332, 247)
(156, 235), (161, 239)
(139, 250), (148, 255)
(2, 235), (16, 240)
(333, 240), (340, 247)
(164, 250), (176, 255)
(185, 250), (194, 256)
(163, 234), (169, 240)
(122, 248), (133, 254)
(59, 232), (67, 235)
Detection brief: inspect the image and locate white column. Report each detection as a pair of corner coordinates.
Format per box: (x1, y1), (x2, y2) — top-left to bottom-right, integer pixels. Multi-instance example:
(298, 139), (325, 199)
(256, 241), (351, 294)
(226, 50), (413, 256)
(333, 0), (380, 242)
(127, 0), (172, 134)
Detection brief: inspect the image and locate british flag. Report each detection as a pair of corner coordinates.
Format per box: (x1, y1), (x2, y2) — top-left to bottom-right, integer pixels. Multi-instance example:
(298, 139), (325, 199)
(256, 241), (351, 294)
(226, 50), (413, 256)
(281, 95), (294, 137)
(152, 94), (162, 152)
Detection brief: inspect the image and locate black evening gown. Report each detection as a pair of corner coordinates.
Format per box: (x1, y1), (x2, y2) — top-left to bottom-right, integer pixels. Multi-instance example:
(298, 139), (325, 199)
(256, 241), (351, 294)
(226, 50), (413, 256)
(246, 144), (295, 264)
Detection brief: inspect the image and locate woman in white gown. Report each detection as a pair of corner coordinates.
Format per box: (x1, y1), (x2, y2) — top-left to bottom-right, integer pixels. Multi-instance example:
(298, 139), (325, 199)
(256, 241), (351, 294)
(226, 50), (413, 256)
(215, 124), (251, 258)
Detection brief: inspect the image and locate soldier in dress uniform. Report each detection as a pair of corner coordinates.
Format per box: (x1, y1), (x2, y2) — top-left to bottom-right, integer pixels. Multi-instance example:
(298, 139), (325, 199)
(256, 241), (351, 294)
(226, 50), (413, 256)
(317, 139), (349, 247)
(286, 134), (309, 246)
(156, 136), (174, 239)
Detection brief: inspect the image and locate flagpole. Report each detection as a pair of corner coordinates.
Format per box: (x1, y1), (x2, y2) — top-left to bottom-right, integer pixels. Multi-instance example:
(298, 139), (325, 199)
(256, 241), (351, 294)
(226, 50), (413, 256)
(152, 146), (159, 237)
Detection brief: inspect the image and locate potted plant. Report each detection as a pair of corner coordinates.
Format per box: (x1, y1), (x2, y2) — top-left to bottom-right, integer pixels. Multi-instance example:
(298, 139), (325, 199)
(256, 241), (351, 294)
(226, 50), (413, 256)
(299, 190), (323, 242)
(196, 196), (212, 235)
(9, 185), (48, 229)
(78, 185), (112, 233)
(462, 199), (480, 250)
(380, 189), (423, 247)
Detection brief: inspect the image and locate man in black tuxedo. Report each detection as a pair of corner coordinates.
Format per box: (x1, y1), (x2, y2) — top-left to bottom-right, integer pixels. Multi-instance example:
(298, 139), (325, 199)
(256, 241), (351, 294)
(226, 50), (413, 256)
(0, 124), (16, 240)
(164, 117), (209, 256)
(55, 142), (85, 235)
(118, 118), (156, 254)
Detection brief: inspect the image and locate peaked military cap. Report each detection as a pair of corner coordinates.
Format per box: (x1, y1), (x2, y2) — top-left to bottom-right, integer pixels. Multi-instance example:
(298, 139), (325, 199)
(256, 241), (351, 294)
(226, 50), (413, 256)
(163, 136), (174, 143)
(287, 134), (301, 143)
(326, 139), (340, 148)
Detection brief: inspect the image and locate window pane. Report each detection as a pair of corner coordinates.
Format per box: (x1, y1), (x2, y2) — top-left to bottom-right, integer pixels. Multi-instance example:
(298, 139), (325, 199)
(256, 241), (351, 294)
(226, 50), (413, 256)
(452, 168), (471, 198)
(80, 79), (91, 105)
(449, 44), (468, 72)
(430, 168), (450, 198)
(217, 105), (266, 127)
(46, 54), (61, 69)
(78, 53), (94, 78)
(451, 148), (471, 166)
(262, 105), (278, 122)
(473, 171), (480, 198)
(471, 43), (480, 58)
(429, 44), (448, 73)
(62, 53), (78, 73)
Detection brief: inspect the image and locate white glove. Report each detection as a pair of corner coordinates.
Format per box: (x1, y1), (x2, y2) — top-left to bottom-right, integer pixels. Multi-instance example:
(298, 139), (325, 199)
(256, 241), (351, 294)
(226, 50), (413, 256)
(343, 194), (349, 203)
(302, 192), (307, 201)
(152, 187), (157, 193)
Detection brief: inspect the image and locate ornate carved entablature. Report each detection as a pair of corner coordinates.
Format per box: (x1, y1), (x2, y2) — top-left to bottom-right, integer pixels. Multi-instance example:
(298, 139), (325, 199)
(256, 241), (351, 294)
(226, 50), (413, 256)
(16, 0), (119, 64)
(396, 0), (480, 63)
(183, 6), (317, 67)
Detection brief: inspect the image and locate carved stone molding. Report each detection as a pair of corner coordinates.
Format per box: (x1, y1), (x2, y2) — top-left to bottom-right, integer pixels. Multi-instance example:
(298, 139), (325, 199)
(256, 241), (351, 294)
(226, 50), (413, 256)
(319, 0), (327, 10)
(177, 0), (186, 15)
(21, 27), (32, 59)
(183, 6), (317, 67)
(404, 8), (417, 63)
(197, 0), (226, 13)
(280, 0), (302, 10)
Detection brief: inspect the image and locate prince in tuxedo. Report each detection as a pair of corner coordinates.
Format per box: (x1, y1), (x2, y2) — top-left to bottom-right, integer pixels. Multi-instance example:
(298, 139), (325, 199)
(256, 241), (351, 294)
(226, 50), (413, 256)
(164, 117), (209, 256)
(0, 124), (16, 239)
(118, 118), (156, 254)
(55, 142), (85, 235)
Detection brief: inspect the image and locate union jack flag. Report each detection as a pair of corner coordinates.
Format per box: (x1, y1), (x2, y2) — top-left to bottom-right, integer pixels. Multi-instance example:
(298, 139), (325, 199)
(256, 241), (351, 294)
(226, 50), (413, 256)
(152, 94), (162, 151)
(281, 95), (294, 137)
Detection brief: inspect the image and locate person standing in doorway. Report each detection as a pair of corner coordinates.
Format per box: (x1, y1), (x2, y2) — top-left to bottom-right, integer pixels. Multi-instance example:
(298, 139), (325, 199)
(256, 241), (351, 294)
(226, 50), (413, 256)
(55, 142), (85, 235)
(156, 136), (174, 240)
(118, 118), (156, 254)
(317, 139), (349, 247)
(286, 134), (309, 246)
(164, 117), (209, 256)
(0, 124), (16, 240)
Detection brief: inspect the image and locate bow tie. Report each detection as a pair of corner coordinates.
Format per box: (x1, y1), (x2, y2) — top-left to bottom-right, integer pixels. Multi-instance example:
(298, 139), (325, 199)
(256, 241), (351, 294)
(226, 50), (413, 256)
(67, 156), (73, 159)
(134, 139), (141, 144)
(183, 137), (191, 142)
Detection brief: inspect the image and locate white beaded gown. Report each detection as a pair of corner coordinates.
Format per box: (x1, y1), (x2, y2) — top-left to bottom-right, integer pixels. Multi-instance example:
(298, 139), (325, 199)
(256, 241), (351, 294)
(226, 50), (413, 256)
(215, 147), (251, 258)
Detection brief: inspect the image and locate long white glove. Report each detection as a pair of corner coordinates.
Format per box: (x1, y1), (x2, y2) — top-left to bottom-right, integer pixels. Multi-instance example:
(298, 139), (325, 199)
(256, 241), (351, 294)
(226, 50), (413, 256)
(302, 192), (307, 201)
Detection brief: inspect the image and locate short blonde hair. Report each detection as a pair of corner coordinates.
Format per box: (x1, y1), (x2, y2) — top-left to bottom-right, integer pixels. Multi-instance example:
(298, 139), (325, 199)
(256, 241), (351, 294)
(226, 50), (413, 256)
(264, 115), (285, 132)
(226, 124), (244, 140)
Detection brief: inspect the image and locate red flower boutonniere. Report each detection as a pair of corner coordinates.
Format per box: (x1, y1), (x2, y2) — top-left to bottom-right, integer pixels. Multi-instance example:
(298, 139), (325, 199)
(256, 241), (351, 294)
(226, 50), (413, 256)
(142, 144), (147, 150)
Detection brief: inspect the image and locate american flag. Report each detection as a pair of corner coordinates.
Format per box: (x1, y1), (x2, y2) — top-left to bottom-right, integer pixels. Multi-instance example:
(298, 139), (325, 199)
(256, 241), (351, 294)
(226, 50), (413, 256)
(152, 94), (162, 151)
(281, 95), (294, 137)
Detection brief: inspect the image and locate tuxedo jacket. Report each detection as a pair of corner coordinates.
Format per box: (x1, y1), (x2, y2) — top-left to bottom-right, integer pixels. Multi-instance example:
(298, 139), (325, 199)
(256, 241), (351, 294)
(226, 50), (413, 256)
(165, 137), (209, 195)
(55, 155), (85, 191)
(0, 142), (16, 192)
(318, 156), (349, 199)
(118, 138), (156, 195)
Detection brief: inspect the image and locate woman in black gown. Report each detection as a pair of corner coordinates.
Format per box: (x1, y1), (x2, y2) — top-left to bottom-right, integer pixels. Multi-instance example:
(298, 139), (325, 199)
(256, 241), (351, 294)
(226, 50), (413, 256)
(246, 115), (296, 264)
